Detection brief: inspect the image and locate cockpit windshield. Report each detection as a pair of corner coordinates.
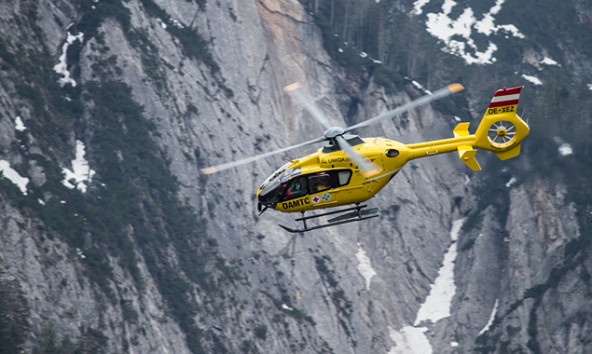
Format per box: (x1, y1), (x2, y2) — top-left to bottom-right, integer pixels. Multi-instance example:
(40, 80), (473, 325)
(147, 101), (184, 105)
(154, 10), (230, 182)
(258, 166), (302, 204)
(260, 162), (290, 187)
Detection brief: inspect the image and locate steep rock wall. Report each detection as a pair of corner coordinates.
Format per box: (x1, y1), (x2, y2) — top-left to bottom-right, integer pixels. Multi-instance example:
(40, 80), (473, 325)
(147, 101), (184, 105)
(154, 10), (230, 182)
(0, 1), (589, 353)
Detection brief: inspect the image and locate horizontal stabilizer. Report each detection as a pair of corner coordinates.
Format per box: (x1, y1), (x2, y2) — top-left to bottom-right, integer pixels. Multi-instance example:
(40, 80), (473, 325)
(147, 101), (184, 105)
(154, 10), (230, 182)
(453, 122), (481, 171)
(458, 148), (481, 171)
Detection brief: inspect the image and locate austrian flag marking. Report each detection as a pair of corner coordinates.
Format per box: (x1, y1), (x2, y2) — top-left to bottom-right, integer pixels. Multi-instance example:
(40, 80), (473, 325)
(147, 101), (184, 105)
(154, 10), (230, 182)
(489, 86), (523, 108)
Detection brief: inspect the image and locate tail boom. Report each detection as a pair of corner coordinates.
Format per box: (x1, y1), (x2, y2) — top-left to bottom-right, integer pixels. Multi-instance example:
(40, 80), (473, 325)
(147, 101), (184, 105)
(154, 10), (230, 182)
(406, 86), (529, 170)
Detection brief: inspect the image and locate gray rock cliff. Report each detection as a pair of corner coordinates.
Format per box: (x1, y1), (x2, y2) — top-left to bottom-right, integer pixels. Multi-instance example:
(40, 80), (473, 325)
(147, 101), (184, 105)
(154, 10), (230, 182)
(0, 1), (590, 353)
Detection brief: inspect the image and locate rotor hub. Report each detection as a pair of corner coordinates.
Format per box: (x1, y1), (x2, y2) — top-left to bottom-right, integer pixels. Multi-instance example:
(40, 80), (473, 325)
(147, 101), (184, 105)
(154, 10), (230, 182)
(324, 126), (345, 139)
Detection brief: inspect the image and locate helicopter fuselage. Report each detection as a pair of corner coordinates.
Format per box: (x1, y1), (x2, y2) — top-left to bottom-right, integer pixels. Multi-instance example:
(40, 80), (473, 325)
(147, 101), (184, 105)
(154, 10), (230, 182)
(256, 137), (410, 213)
(256, 94), (529, 214)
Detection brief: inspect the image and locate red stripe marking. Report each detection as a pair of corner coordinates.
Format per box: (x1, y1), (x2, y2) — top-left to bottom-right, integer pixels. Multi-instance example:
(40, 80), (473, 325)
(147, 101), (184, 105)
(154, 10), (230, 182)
(489, 99), (519, 108)
(493, 86), (522, 97)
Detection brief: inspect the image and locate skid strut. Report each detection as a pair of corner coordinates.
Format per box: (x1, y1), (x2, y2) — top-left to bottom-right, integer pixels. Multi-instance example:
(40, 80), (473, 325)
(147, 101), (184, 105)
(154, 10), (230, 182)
(279, 204), (380, 233)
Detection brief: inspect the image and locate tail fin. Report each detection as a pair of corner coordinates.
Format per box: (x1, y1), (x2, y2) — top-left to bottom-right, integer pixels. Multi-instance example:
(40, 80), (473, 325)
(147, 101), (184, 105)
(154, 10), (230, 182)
(455, 86), (529, 170)
(474, 86), (529, 158)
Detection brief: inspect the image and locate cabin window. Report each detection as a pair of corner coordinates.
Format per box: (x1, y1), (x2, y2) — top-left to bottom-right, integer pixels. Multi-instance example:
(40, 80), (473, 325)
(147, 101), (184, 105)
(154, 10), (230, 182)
(307, 170), (351, 193)
(309, 173), (332, 193)
(337, 170), (351, 186)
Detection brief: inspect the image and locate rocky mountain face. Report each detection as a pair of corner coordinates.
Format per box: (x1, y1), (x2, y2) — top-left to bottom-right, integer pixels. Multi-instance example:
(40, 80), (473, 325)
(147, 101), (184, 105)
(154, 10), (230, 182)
(1, 0), (591, 353)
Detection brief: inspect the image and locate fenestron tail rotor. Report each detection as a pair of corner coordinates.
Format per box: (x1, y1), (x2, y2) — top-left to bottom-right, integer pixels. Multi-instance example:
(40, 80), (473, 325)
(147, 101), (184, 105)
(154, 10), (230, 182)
(487, 120), (516, 147)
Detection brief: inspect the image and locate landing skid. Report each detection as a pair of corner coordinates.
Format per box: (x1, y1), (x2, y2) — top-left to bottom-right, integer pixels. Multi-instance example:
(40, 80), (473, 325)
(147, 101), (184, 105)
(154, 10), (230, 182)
(279, 204), (380, 233)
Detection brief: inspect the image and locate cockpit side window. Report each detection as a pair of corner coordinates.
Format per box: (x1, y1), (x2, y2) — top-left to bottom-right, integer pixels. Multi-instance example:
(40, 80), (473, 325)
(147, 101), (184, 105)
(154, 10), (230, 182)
(284, 177), (308, 200)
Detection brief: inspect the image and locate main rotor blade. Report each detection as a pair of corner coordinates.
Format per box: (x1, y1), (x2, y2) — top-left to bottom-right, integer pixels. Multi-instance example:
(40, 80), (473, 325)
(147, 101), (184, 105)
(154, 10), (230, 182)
(344, 83), (464, 133)
(284, 82), (333, 130)
(335, 135), (381, 177)
(201, 136), (326, 174)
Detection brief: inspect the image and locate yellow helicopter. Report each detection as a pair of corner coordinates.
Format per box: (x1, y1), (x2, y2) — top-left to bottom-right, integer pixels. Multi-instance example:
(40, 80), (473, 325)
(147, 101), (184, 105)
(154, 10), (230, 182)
(202, 83), (529, 232)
